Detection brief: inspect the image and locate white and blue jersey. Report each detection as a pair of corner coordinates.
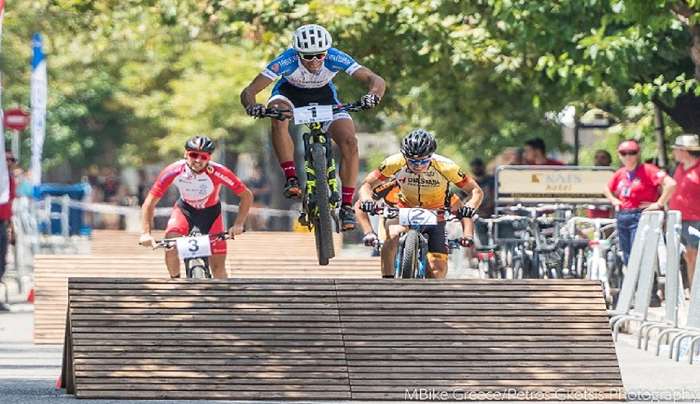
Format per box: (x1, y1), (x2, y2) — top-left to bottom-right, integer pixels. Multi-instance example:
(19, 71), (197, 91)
(263, 48), (363, 124)
(262, 47), (362, 89)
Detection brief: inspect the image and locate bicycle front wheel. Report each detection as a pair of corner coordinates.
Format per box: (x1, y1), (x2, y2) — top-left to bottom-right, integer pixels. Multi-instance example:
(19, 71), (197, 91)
(310, 143), (335, 266)
(400, 230), (421, 278)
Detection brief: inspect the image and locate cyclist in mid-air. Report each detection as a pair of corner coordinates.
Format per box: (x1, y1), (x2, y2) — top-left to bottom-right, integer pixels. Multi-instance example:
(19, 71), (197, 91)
(139, 136), (254, 279)
(240, 24), (386, 231)
(357, 129), (483, 279)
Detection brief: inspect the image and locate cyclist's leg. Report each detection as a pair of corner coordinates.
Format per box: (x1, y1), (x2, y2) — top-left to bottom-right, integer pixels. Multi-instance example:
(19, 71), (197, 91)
(267, 96), (295, 169)
(380, 218), (400, 277)
(210, 255), (226, 279)
(209, 213), (227, 279)
(426, 222), (449, 279)
(329, 118), (359, 204)
(164, 206), (189, 278)
(267, 84), (302, 198)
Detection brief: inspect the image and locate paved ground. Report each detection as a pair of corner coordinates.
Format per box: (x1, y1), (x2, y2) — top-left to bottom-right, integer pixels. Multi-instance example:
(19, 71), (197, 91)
(1, 306), (699, 403)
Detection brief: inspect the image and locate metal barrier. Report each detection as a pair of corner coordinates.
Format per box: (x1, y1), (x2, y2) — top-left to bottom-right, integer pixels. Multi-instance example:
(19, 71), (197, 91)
(605, 210), (700, 363)
(1, 197), (38, 303)
(609, 211), (664, 339)
(637, 211), (683, 349)
(667, 253), (700, 363)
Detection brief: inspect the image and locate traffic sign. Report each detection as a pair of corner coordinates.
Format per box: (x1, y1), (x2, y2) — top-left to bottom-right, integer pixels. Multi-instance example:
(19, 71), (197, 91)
(3, 108), (30, 131)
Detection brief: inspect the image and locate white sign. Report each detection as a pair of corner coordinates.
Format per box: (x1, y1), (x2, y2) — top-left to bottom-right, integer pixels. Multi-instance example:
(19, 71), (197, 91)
(293, 105), (333, 125)
(175, 235), (212, 259)
(496, 166), (614, 205)
(399, 208), (438, 226)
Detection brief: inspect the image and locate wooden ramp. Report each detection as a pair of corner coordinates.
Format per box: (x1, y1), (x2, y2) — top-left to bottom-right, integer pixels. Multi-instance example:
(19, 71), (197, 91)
(61, 279), (624, 401)
(34, 255), (379, 344)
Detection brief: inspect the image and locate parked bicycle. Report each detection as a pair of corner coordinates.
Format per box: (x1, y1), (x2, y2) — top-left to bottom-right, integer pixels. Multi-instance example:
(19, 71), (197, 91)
(153, 228), (232, 279)
(565, 217), (622, 306)
(474, 215), (532, 279)
(261, 101), (367, 265)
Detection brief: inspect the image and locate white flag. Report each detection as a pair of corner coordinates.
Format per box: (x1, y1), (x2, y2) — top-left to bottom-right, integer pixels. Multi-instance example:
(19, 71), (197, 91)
(30, 32), (47, 185)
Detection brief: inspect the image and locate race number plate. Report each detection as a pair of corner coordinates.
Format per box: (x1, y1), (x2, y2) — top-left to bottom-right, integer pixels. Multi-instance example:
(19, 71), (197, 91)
(399, 208), (438, 226)
(293, 105), (333, 125)
(176, 235), (212, 259)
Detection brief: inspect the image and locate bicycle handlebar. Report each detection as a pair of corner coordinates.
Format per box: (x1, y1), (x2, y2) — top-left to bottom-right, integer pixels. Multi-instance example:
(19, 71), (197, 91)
(152, 232), (232, 249)
(260, 101), (367, 121)
(366, 206), (464, 221)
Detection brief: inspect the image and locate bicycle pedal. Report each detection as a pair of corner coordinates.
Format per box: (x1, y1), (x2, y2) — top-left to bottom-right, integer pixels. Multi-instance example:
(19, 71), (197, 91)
(298, 212), (309, 227)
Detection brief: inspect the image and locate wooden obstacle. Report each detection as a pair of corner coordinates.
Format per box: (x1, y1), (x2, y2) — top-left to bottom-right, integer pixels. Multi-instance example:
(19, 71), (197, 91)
(34, 255), (379, 344)
(61, 279), (624, 401)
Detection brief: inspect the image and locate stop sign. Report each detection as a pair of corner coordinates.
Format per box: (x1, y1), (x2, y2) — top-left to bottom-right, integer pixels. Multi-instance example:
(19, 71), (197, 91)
(3, 108), (30, 131)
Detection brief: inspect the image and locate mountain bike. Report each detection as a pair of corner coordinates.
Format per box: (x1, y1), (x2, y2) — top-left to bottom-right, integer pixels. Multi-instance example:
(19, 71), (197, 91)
(153, 227), (231, 279)
(261, 101), (366, 265)
(367, 206), (463, 279)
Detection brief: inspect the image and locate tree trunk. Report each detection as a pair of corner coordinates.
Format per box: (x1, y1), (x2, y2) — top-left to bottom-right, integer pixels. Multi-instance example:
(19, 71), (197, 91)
(672, 2), (700, 80)
(654, 93), (700, 134)
(692, 23), (700, 80)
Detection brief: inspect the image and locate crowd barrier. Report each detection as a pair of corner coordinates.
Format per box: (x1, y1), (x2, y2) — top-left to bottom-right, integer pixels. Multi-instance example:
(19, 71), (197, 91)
(608, 210), (700, 363)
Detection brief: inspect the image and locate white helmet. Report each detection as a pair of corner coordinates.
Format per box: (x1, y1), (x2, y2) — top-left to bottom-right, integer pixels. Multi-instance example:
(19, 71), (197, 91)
(292, 24), (332, 53)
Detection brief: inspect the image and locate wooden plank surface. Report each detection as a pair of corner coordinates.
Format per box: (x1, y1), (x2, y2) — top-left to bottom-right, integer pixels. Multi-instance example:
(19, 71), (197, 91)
(63, 278), (624, 401)
(33, 238), (379, 344)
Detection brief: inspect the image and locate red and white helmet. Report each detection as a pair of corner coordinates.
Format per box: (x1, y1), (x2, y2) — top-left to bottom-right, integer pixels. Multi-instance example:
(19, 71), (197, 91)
(292, 24), (332, 54)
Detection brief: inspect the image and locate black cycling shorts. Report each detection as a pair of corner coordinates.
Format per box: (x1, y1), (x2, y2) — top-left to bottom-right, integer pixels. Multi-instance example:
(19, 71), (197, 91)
(269, 81), (341, 107)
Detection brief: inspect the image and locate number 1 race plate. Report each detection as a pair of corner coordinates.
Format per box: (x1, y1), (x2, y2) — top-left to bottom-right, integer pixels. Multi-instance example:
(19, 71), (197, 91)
(176, 235), (212, 259)
(293, 105), (333, 125)
(399, 208), (438, 226)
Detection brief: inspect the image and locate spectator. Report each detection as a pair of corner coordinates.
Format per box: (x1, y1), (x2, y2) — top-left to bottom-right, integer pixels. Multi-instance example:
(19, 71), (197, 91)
(101, 167), (120, 202)
(594, 150), (612, 167)
(523, 137), (564, 165)
(469, 158), (495, 218)
(604, 140), (676, 306)
(486, 147), (523, 174)
(16, 168), (33, 198)
(587, 149), (614, 219)
(669, 134), (700, 291)
(0, 152), (16, 294)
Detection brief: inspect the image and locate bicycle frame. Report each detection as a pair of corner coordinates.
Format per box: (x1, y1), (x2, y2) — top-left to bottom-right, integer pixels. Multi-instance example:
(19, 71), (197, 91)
(299, 122), (340, 230)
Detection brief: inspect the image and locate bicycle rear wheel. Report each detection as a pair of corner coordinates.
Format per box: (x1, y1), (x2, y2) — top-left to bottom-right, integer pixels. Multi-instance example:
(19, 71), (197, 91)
(400, 230), (420, 278)
(310, 143), (335, 266)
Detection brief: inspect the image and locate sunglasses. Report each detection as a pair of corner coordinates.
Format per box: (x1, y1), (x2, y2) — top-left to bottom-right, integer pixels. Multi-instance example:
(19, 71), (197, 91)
(299, 52), (327, 61)
(407, 156), (432, 165)
(6, 157), (16, 163)
(619, 151), (638, 157)
(187, 151), (210, 161)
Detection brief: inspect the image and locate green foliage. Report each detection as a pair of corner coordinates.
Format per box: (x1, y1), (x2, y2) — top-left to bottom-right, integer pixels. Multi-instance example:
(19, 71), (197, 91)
(3, 0), (699, 177)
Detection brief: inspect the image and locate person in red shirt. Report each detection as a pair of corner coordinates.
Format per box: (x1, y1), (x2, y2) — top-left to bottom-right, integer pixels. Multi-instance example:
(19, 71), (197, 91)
(0, 152), (16, 286)
(139, 136), (254, 279)
(523, 137), (565, 166)
(669, 134), (700, 290)
(604, 140), (676, 266)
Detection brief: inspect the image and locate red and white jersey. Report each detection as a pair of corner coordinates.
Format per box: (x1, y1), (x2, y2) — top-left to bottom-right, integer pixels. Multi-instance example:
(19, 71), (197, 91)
(149, 160), (246, 209)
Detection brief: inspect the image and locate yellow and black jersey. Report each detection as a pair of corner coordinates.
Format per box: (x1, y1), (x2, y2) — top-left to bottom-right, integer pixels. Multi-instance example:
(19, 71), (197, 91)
(376, 153), (471, 209)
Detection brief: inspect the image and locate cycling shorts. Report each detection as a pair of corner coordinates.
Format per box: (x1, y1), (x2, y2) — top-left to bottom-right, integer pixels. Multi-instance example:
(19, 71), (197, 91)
(165, 200), (226, 254)
(268, 81), (351, 129)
